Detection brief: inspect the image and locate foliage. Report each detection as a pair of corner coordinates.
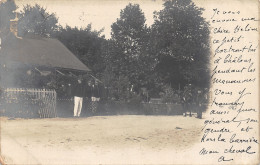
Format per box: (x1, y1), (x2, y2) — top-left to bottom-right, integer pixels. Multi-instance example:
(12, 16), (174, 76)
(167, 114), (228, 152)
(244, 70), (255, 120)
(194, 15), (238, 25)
(151, 0), (210, 89)
(54, 25), (106, 75)
(18, 4), (58, 37)
(1, 1), (211, 105)
(108, 3), (153, 99)
(160, 84), (181, 103)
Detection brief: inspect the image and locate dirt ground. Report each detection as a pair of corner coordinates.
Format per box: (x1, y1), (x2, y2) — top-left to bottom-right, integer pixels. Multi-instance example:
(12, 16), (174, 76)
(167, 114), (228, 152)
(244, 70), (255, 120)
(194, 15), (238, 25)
(0, 115), (204, 164)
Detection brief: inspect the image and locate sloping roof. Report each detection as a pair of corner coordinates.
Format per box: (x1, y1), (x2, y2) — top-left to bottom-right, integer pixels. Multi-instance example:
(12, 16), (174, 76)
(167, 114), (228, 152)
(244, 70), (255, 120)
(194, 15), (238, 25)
(0, 33), (91, 72)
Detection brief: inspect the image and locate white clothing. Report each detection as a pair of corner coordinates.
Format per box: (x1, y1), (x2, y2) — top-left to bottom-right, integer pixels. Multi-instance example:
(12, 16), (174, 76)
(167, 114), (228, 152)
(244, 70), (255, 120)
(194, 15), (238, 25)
(74, 96), (83, 117)
(91, 97), (100, 102)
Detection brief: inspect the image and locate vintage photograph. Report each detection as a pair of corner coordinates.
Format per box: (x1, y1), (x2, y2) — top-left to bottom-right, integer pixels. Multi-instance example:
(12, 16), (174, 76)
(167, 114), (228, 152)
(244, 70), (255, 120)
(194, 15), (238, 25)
(0, 0), (213, 164)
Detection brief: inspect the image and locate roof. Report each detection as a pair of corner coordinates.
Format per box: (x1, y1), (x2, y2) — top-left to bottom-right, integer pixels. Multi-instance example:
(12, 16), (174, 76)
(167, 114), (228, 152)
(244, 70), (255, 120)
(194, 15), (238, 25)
(0, 33), (91, 72)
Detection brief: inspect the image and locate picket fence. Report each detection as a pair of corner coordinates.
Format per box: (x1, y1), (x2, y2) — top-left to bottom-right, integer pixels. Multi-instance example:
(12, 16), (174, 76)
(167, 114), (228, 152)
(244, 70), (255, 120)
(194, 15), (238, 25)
(0, 88), (57, 118)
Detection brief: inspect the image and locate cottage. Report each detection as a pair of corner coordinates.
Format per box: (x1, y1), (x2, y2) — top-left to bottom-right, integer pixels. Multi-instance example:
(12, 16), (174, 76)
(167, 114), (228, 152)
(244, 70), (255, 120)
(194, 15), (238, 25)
(0, 31), (91, 88)
(0, 18), (91, 118)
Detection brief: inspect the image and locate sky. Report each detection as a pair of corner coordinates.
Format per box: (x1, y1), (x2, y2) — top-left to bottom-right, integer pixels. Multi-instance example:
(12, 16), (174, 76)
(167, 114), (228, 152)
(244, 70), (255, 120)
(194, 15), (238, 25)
(15, 0), (166, 38)
(14, 0), (255, 39)
(14, 0), (207, 38)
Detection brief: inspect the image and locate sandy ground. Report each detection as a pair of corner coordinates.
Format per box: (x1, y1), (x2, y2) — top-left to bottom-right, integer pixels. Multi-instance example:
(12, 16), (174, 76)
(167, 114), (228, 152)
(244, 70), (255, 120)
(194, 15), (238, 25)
(0, 115), (204, 164)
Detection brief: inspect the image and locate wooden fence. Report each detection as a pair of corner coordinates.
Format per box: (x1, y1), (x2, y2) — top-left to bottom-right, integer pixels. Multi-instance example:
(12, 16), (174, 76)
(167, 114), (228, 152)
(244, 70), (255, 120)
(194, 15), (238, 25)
(142, 103), (183, 115)
(56, 99), (189, 117)
(0, 88), (57, 118)
(0, 88), (208, 118)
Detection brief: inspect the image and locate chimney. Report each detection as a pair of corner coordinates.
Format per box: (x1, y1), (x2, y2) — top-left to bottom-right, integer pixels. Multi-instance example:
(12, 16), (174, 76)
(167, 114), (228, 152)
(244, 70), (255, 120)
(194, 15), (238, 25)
(10, 13), (18, 37)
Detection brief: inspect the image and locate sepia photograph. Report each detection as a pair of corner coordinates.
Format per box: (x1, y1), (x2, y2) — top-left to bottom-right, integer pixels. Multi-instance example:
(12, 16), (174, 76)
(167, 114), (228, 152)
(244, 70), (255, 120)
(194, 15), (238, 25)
(0, 0), (258, 164)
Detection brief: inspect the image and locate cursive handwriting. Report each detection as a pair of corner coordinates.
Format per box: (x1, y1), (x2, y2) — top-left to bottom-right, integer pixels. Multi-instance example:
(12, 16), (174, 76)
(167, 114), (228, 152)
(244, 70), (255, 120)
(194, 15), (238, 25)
(200, 7), (258, 162)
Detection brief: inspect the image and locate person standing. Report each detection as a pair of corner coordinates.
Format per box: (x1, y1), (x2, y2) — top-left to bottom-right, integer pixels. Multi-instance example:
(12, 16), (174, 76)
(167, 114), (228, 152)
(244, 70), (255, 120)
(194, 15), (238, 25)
(84, 80), (92, 116)
(73, 77), (85, 117)
(195, 88), (203, 119)
(183, 84), (193, 117)
(91, 80), (100, 114)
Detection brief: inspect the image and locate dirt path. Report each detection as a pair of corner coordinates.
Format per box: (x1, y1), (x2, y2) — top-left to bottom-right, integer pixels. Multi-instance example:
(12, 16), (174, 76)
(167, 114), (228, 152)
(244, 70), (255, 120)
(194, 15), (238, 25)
(1, 115), (204, 164)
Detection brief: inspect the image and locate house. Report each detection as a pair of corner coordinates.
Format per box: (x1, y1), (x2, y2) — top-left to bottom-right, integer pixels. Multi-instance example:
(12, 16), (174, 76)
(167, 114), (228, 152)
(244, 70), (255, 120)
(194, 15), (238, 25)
(0, 18), (91, 118)
(0, 24), (91, 88)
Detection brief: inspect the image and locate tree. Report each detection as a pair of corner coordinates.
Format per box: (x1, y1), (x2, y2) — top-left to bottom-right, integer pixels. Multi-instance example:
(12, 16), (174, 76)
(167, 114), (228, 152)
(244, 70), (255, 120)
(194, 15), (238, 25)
(151, 0), (210, 89)
(110, 3), (152, 95)
(54, 25), (106, 75)
(0, 0), (16, 33)
(18, 4), (58, 37)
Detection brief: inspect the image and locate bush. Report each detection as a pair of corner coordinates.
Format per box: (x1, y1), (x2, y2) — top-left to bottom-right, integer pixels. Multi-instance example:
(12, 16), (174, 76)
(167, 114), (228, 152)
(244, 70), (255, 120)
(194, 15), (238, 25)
(160, 85), (181, 104)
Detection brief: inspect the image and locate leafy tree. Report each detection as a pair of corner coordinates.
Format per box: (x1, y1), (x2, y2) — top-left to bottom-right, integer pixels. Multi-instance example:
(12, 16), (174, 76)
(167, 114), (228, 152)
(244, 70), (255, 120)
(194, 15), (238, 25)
(0, 0), (16, 33)
(151, 0), (210, 89)
(54, 25), (106, 75)
(18, 4), (58, 37)
(111, 3), (148, 55)
(110, 3), (152, 95)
